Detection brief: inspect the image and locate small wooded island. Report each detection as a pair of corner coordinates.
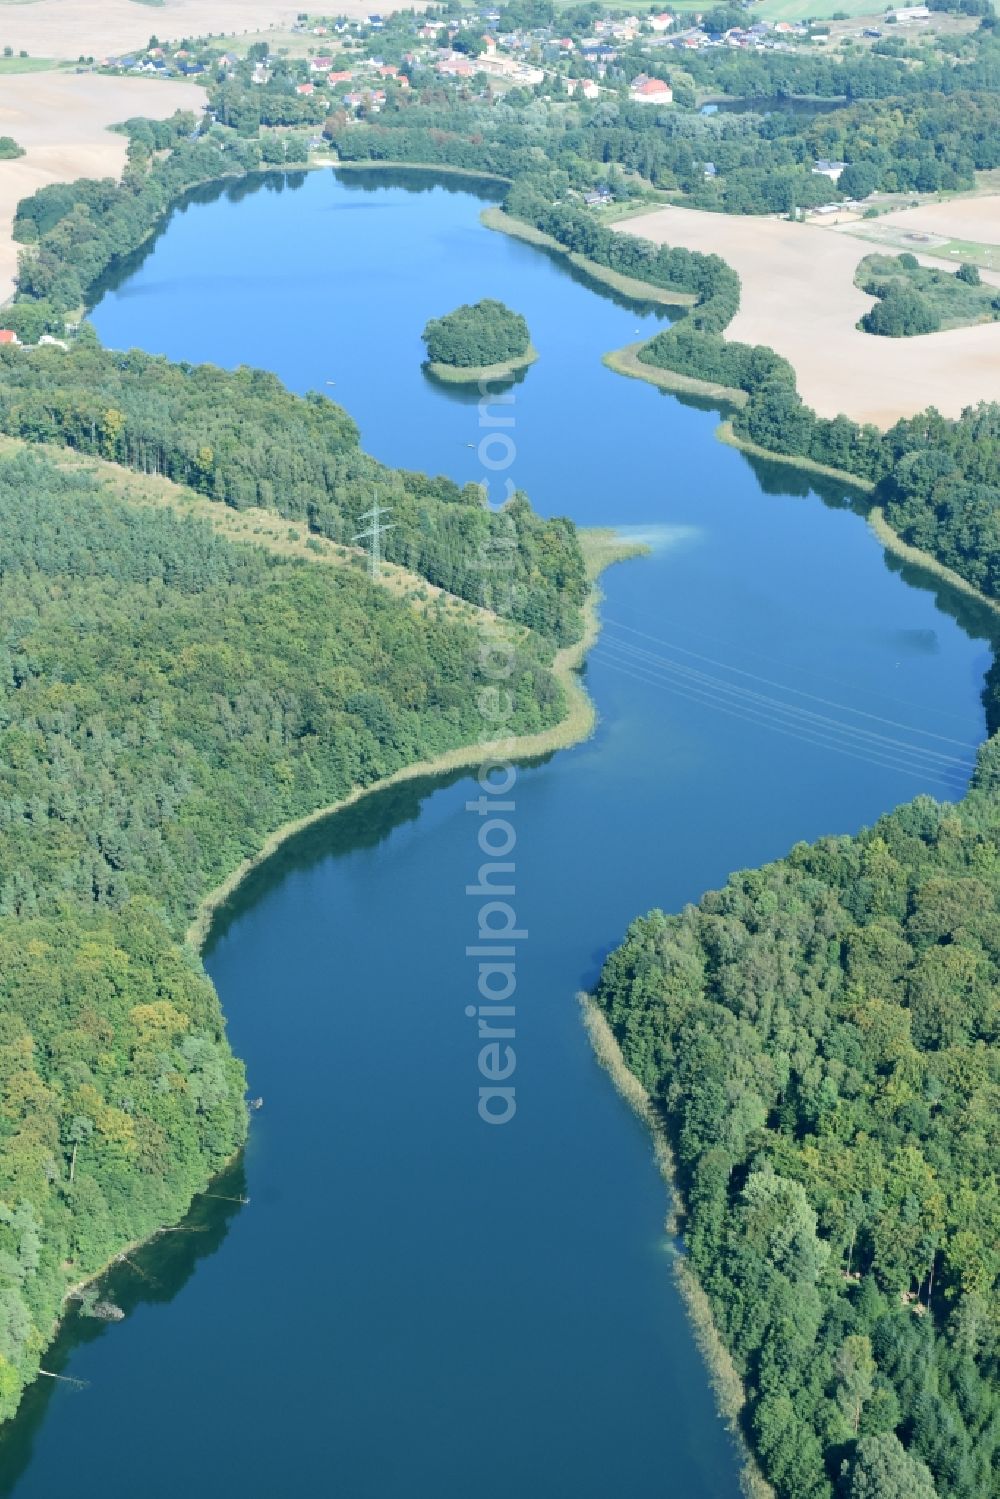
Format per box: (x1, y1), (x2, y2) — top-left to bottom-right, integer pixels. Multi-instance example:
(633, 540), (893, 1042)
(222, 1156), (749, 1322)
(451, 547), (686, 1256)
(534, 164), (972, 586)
(422, 298), (537, 382)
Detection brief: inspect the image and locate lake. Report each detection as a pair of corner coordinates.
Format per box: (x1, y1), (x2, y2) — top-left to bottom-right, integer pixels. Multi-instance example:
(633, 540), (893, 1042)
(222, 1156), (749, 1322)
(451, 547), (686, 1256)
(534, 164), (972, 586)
(0, 167), (994, 1497)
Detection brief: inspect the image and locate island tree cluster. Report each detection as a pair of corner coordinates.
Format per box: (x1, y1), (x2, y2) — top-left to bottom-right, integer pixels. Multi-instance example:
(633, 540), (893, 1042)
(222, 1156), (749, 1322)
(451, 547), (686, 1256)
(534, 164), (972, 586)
(422, 298), (532, 370)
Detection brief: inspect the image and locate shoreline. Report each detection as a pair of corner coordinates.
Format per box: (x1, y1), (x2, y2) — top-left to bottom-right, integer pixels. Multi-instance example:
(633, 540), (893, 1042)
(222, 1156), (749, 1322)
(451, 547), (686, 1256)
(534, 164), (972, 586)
(869, 505), (1000, 617)
(602, 341), (747, 409)
(578, 995), (774, 1499)
(37, 527), (643, 1406)
(426, 345), (538, 384)
(12, 124), (997, 1473)
(481, 207), (696, 308)
(186, 528), (645, 953)
(715, 418), (876, 491)
(333, 159), (511, 184)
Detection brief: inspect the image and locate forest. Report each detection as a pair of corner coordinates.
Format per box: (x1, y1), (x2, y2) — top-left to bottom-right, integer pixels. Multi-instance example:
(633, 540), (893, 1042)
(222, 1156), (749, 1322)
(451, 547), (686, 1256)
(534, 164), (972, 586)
(422, 298), (532, 368)
(0, 439), (582, 1422)
(595, 746), (1000, 1498)
(0, 342), (587, 645)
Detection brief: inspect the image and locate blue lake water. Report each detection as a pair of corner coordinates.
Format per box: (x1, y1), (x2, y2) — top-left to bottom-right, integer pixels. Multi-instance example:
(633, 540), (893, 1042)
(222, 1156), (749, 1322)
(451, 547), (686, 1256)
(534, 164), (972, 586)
(0, 167), (993, 1498)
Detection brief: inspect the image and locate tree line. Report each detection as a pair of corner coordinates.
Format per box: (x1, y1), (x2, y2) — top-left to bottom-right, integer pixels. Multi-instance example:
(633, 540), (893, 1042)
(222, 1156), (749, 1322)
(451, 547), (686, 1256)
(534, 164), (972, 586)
(595, 748), (1000, 1498)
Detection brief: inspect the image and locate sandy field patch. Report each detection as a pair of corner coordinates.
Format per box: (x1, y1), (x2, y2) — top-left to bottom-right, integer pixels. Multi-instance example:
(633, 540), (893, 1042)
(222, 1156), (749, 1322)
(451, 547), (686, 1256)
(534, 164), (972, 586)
(0, 72), (204, 305)
(618, 205), (1000, 427)
(0, 0), (393, 61)
(869, 195), (1000, 247)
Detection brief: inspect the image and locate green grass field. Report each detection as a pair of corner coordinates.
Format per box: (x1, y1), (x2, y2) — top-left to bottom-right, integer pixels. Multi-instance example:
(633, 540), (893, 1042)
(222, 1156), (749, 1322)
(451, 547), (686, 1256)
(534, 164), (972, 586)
(751, 0), (880, 20)
(935, 239), (1000, 272)
(0, 55), (59, 72)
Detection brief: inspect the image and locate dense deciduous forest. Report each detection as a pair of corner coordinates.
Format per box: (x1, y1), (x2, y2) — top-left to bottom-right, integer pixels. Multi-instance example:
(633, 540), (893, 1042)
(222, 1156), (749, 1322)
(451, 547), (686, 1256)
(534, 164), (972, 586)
(595, 748), (1000, 1498)
(422, 298), (531, 368)
(0, 442), (580, 1420)
(0, 343), (587, 644)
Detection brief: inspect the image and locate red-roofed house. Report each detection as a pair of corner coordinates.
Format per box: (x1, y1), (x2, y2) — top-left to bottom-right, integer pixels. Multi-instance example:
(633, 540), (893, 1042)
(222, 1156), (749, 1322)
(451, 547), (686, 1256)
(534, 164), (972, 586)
(328, 69), (353, 84)
(0, 330), (19, 345)
(629, 73), (673, 103)
(295, 81), (316, 96)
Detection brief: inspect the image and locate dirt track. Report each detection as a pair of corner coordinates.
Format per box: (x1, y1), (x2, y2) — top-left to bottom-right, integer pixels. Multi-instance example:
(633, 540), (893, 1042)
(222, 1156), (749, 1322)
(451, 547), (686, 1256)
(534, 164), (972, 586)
(618, 203), (1000, 427)
(0, 73), (206, 305)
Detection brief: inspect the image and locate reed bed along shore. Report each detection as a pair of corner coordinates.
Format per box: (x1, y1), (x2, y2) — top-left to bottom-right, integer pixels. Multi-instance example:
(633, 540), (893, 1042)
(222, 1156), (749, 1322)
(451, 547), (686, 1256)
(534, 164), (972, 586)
(578, 993), (774, 1499)
(188, 529), (645, 950)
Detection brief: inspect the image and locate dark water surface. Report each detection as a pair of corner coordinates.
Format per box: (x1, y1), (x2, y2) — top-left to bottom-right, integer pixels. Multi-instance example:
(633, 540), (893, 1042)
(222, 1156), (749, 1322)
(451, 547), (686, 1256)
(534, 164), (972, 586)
(1, 169), (993, 1497)
(706, 94), (847, 116)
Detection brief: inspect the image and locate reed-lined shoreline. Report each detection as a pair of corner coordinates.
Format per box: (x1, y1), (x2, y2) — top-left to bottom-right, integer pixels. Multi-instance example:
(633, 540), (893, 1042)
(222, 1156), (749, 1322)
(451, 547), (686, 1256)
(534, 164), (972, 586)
(578, 994), (775, 1499)
(186, 528), (645, 952)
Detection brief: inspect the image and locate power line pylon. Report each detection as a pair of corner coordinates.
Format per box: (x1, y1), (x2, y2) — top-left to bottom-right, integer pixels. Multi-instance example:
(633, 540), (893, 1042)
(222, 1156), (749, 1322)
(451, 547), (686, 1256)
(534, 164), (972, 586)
(352, 495), (394, 581)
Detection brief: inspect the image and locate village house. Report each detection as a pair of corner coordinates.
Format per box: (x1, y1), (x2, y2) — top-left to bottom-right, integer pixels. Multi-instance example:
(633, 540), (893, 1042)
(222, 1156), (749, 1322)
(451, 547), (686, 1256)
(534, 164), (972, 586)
(0, 330), (19, 345)
(436, 54), (477, 77)
(565, 76), (600, 99)
(295, 81), (316, 96)
(328, 69), (353, 85)
(647, 12), (674, 31)
(629, 73), (673, 103)
(309, 55), (335, 73)
(813, 158), (847, 181)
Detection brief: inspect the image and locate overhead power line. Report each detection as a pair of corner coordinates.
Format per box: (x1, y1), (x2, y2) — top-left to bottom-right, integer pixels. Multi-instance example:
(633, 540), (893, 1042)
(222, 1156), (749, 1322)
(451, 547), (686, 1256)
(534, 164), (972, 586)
(352, 493), (394, 581)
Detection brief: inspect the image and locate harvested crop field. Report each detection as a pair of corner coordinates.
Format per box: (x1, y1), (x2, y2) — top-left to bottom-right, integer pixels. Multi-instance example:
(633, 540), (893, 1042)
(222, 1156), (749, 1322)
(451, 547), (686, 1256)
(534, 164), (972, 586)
(617, 204), (1000, 427)
(0, 73), (205, 305)
(0, 0), (386, 61)
(869, 195), (1000, 247)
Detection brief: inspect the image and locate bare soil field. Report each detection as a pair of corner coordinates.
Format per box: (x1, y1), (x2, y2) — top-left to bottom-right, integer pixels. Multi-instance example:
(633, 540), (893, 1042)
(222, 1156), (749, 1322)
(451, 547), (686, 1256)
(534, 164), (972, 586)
(618, 204), (1000, 427)
(870, 195), (1000, 246)
(0, 0), (385, 61)
(0, 72), (204, 304)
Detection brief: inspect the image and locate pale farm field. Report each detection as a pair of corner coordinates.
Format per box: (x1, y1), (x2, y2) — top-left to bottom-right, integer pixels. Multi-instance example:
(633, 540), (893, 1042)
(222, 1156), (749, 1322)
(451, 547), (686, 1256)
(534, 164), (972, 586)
(872, 196), (1000, 246)
(0, 0), (382, 61)
(0, 72), (205, 304)
(618, 203), (1000, 427)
